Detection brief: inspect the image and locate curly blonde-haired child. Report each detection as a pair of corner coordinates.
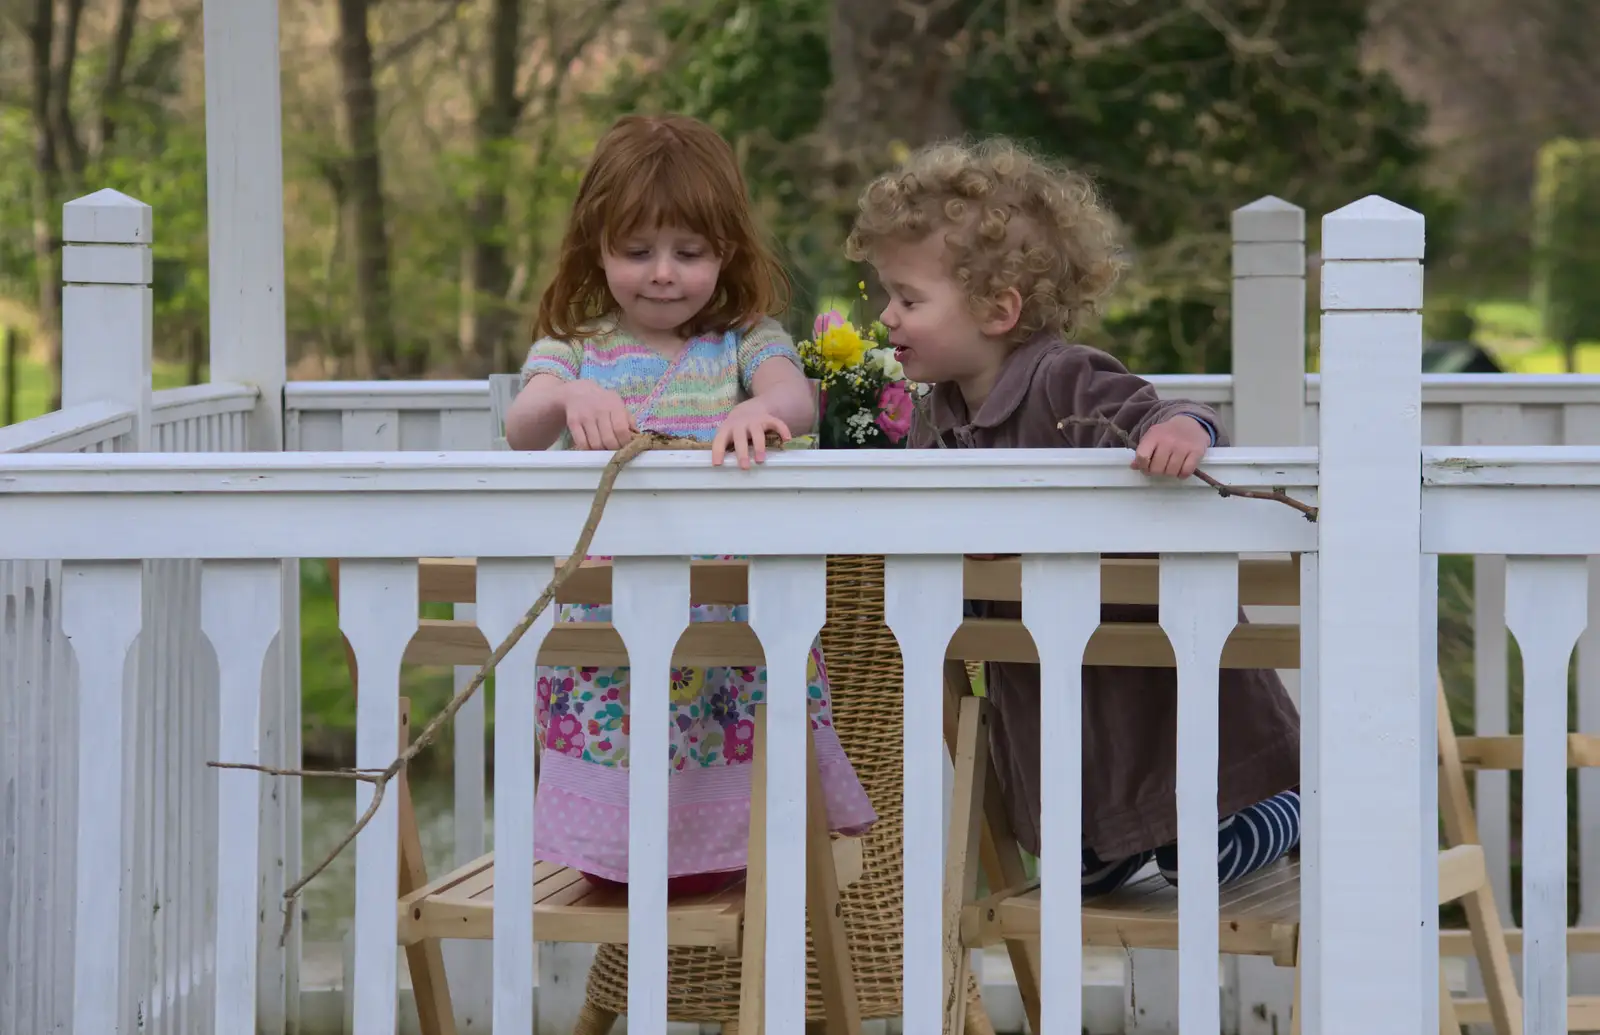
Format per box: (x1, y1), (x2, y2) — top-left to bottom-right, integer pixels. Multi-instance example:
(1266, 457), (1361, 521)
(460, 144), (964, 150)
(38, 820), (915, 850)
(504, 114), (876, 897)
(847, 138), (1301, 895)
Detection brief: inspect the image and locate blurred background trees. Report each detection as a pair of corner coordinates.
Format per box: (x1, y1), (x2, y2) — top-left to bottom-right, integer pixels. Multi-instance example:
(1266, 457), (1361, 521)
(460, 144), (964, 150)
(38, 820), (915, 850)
(0, 0), (1595, 409)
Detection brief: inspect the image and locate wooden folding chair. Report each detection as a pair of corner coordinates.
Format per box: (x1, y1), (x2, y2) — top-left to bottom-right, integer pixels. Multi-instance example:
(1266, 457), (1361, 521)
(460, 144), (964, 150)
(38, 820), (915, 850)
(938, 556), (1522, 1035)
(1437, 686), (1600, 1029)
(328, 556), (866, 1035)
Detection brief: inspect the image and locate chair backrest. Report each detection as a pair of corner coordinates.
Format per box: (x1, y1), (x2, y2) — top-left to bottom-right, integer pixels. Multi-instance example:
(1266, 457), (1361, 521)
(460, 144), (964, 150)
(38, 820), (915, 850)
(488, 373), (520, 451)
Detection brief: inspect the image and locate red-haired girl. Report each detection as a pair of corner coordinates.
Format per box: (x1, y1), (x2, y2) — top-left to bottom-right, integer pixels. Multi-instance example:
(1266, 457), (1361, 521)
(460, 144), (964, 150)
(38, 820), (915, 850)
(505, 114), (876, 896)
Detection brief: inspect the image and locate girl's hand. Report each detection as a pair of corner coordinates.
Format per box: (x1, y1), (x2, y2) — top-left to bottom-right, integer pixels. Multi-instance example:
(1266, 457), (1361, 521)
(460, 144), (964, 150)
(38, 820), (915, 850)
(1132, 414), (1211, 479)
(561, 380), (636, 451)
(711, 398), (791, 469)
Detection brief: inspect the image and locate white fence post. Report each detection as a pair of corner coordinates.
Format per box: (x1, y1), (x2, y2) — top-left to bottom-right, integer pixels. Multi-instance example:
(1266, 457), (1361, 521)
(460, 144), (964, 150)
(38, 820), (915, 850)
(1312, 196), (1427, 1034)
(61, 189), (153, 448)
(1228, 197), (1307, 1035)
(59, 190), (154, 1035)
(1230, 196), (1307, 448)
(203, 3), (295, 1022)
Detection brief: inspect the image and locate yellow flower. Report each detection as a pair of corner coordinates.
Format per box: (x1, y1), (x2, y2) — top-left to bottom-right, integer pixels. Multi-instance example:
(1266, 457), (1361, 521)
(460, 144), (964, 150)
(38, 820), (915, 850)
(818, 322), (867, 371)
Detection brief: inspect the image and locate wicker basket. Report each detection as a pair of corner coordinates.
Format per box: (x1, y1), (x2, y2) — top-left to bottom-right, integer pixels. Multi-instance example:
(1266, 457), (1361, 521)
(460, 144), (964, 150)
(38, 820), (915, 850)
(574, 555), (993, 1033)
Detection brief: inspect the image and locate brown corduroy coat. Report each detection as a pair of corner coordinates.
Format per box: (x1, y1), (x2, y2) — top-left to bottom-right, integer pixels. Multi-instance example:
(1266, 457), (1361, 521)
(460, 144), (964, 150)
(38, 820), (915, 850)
(909, 335), (1301, 860)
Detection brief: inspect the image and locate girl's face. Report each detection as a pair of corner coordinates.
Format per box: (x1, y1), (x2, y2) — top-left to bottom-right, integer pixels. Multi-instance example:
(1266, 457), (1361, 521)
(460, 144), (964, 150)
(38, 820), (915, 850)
(872, 235), (1010, 394)
(602, 226), (723, 344)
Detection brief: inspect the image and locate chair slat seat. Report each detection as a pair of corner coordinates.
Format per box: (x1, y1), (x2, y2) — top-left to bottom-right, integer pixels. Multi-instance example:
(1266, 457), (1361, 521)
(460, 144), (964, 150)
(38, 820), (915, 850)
(397, 835), (866, 953)
(986, 857), (1303, 966)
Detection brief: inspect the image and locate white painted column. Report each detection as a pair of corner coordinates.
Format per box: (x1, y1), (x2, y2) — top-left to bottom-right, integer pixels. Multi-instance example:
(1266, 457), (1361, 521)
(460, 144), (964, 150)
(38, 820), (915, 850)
(203, 0), (287, 451)
(1312, 196), (1427, 1034)
(1228, 197), (1307, 1035)
(202, 5), (295, 1023)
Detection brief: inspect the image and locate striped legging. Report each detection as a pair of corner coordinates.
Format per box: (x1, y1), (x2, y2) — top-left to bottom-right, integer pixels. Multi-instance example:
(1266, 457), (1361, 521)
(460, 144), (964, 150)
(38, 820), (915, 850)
(1081, 788), (1301, 898)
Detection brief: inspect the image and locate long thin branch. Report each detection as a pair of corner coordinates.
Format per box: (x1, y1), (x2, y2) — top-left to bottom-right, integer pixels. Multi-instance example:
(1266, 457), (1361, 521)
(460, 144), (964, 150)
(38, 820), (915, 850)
(208, 430), (733, 946)
(1057, 415), (1319, 521)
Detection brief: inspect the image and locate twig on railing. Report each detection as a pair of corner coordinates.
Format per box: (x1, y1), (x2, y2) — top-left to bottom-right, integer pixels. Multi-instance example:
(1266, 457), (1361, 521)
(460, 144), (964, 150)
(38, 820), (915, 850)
(207, 429), (755, 946)
(1057, 415), (1319, 522)
(208, 763), (386, 780)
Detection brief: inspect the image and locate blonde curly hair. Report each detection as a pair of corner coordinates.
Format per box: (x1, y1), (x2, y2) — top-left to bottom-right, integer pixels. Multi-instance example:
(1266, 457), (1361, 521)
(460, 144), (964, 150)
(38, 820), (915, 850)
(845, 138), (1125, 342)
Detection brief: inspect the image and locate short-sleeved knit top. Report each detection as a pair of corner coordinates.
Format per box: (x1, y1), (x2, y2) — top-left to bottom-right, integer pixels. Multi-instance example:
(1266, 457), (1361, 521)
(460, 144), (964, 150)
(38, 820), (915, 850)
(520, 315), (801, 446)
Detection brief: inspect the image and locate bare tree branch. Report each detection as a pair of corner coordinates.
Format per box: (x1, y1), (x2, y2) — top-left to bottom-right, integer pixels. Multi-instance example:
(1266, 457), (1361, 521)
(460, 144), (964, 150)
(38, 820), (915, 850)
(375, 0), (467, 71)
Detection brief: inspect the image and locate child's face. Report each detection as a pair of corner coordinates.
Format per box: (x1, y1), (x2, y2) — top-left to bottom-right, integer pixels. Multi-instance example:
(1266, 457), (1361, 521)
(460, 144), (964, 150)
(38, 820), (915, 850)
(870, 236), (1008, 388)
(603, 225), (723, 339)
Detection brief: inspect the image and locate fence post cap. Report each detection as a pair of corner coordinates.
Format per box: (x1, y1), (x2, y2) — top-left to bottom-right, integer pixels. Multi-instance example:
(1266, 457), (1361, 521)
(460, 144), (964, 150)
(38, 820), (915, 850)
(63, 189), (152, 245)
(1233, 196), (1305, 243)
(1321, 195), (1423, 261)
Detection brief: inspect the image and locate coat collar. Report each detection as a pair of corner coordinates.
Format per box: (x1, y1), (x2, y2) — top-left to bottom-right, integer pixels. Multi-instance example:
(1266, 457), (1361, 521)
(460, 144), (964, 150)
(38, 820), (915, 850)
(927, 333), (1058, 441)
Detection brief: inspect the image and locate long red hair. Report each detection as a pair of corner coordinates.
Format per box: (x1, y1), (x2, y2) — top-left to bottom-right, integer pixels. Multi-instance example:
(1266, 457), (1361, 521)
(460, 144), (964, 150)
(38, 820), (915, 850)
(533, 114), (790, 341)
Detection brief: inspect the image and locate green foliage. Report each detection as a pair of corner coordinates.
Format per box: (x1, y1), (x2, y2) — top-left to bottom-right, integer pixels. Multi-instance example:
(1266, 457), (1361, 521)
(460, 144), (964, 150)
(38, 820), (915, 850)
(954, 0), (1439, 373)
(0, 111), (36, 304)
(1424, 301), (1478, 343)
(600, 0), (836, 327)
(1531, 139), (1600, 347)
(602, 0), (1440, 374)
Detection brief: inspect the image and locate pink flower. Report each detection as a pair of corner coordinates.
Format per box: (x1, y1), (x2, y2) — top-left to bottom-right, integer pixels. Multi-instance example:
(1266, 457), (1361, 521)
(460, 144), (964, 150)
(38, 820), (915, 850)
(876, 381), (914, 443)
(813, 309), (845, 339)
(547, 714), (586, 757)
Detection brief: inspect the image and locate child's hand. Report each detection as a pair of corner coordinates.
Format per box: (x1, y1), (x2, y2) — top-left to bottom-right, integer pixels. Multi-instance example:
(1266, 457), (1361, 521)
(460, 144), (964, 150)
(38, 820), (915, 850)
(1132, 415), (1210, 478)
(561, 381), (636, 450)
(711, 398), (791, 470)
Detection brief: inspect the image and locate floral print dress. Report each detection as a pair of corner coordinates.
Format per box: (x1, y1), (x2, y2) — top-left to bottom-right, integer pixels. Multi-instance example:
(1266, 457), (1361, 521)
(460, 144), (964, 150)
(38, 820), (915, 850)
(520, 318), (877, 881)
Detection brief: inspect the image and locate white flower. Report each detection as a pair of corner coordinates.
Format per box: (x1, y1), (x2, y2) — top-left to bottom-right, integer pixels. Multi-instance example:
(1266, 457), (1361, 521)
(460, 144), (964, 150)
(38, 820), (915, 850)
(845, 409), (875, 445)
(866, 348), (904, 382)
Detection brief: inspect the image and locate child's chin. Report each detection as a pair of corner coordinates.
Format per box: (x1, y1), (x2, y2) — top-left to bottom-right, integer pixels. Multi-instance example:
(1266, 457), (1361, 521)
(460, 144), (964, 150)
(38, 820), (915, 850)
(898, 357), (931, 382)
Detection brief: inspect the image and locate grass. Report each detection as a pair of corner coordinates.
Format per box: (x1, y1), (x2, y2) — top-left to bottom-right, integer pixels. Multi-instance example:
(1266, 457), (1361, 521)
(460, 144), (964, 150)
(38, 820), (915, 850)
(297, 559), (485, 771)
(1464, 299), (1600, 372)
(1, 348), (194, 422)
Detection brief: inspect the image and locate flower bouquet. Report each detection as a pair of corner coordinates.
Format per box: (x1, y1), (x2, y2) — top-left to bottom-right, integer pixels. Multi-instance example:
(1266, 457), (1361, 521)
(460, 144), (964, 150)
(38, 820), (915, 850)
(795, 293), (922, 449)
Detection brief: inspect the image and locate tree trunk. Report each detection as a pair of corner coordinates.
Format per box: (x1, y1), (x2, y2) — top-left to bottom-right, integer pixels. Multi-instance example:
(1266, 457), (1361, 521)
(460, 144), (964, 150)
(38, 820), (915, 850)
(99, 0), (143, 151)
(458, 0), (523, 378)
(811, 0), (975, 301)
(336, 0), (404, 376)
(50, 0), (88, 186)
(4, 327), (20, 425)
(817, 0), (971, 194)
(29, 0), (63, 411)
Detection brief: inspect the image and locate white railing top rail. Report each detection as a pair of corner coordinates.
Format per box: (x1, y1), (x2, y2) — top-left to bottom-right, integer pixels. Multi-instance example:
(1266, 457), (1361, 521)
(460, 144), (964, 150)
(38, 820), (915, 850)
(0, 447), (1321, 561)
(150, 381), (259, 424)
(0, 400), (135, 454)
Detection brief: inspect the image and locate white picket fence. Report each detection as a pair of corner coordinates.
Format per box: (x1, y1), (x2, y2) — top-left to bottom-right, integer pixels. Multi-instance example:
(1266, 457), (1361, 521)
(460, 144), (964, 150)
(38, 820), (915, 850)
(0, 192), (294, 1035)
(4, 186), (1600, 1035)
